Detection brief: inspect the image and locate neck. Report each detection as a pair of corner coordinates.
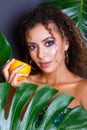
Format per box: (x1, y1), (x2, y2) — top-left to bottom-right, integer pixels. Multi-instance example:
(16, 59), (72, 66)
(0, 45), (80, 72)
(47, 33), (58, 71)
(39, 65), (72, 86)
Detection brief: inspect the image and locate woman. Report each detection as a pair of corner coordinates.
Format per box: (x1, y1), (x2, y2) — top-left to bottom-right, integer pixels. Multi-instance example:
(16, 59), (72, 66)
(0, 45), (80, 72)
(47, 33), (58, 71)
(2, 5), (87, 112)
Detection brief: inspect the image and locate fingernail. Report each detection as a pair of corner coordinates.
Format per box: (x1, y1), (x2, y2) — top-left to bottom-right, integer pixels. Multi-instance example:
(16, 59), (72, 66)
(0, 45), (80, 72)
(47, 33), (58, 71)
(6, 60), (10, 63)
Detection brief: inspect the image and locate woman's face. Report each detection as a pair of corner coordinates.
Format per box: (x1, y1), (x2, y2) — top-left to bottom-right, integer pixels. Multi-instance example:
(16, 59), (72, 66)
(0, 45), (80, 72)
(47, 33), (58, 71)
(25, 23), (69, 73)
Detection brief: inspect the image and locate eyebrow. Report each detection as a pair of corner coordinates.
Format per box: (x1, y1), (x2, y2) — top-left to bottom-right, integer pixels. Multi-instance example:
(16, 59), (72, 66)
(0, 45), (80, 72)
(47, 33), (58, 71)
(42, 37), (54, 42)
(28, 37), (54, 45)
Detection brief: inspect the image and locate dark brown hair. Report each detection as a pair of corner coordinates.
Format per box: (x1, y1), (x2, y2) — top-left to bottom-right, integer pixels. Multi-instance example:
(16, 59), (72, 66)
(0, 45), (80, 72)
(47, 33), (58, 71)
(19, 5), (87, 76)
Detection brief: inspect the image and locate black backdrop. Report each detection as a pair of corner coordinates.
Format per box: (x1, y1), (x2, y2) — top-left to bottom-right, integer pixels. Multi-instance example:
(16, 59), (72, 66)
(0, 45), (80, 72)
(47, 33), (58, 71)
(0, 0), (44, 60)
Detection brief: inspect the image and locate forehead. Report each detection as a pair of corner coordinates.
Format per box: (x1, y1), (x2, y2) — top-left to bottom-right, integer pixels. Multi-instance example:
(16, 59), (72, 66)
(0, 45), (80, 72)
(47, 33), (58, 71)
(25, 23), (58, 43)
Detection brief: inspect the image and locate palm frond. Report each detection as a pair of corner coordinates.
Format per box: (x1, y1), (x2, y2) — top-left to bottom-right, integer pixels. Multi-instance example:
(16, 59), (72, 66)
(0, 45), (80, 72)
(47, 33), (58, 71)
(0, 82), (87, 130)
(0, 33), (12, 66)
(42, 0), (87, 43)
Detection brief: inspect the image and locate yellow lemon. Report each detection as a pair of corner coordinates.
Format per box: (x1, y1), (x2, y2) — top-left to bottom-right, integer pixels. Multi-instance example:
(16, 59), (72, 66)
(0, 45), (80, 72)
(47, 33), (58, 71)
(9, 59), (31, 80)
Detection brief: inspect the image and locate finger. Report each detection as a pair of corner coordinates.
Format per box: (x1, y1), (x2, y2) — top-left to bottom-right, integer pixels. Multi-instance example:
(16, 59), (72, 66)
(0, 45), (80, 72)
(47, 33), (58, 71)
(4, 58), (15, 68)
(2, 58), (15, 81)
(2, 58), (15, 75)
(9, 73), (29, 87)
(8, 63), (27, 81)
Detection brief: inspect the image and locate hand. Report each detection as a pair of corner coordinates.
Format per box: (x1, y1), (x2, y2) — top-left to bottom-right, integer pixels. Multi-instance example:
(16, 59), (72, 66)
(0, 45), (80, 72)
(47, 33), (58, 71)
(2, 58), (29, 88)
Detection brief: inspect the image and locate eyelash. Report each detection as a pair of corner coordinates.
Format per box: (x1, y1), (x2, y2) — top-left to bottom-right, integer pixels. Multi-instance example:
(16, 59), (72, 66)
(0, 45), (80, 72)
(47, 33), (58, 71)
(45, 40), (55, 47)
(28, 44), (37, 51)
(28, 40), (55, 51)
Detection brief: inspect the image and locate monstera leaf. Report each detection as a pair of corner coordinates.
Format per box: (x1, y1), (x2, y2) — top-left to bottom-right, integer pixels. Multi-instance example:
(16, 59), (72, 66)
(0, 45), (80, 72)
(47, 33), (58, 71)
(0, 33), (12, 82)
(0, 33), (12, 66)
(42, 0), (87, 43)
(0, 82), (87, 130)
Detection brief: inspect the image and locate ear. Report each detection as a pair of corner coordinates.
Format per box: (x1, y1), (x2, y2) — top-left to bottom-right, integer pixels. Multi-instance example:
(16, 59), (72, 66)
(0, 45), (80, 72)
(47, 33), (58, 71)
(63, 38), (69, 51)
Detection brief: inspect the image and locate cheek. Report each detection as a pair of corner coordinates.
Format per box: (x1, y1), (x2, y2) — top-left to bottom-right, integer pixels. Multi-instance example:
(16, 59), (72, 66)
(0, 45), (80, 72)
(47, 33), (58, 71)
(47, 44), (59, 58)
(50, 47), (57, 56)
(29, 52), (37, 61)
(53, 46), (65, 63)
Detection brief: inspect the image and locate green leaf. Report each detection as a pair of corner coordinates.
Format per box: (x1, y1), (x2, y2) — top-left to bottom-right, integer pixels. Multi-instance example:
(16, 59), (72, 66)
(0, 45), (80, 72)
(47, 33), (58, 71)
(0, 82), (87, 130)
(0, 33), (12, 66)
(0, 82), (11, 110)
(38, 93), (74, 130)
(20, 84), (58, 130)
(42, 0), (87, 42)
(0, 82), (11, 130)
(8, 82), (38, 130)
(57, 106), (87, 129)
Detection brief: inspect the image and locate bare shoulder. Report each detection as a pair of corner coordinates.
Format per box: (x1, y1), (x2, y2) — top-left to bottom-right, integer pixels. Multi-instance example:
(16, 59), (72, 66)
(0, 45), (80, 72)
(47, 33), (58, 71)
(77, 78), (87, 109)
(76, 77), (87, 94)
(78, 78), (87, 90)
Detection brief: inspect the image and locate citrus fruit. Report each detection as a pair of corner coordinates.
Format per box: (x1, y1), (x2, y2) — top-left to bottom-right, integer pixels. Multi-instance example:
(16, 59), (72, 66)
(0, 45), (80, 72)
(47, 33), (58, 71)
(9, 59), (31, 80)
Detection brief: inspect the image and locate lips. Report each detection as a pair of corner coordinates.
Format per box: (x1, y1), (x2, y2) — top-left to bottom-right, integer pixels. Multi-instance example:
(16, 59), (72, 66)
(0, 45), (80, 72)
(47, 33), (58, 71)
(39, 61), (51, 67)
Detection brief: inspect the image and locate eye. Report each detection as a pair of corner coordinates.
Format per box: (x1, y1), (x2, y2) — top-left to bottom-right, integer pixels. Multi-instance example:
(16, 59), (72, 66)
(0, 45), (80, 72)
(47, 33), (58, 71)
(28, 43), (37, 51)
(45, 40), (55, 47)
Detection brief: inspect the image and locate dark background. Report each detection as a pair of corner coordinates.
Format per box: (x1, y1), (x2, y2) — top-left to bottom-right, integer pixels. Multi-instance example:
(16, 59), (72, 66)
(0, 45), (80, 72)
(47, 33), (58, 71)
(0, 0), (44, 60)
(0, 0), (45, 81)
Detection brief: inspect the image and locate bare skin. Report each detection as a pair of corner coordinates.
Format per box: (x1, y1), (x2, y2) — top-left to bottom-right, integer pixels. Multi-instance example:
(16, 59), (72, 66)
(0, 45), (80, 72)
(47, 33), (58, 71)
(2, 23), (87, 118)
(27, 73), (87, 109)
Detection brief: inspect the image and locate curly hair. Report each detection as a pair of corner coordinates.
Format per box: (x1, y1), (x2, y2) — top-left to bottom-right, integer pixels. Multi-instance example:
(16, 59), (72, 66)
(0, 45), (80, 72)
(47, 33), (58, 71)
(19, 5), (87, 76)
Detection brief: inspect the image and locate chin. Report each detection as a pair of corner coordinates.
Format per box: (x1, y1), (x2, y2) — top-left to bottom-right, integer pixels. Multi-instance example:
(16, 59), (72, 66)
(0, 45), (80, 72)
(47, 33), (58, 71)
(41, 68), (55, 74)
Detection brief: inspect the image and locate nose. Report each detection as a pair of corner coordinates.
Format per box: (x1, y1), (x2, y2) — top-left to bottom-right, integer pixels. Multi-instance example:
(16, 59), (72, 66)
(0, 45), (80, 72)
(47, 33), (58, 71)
(38, 47), (46, 59)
